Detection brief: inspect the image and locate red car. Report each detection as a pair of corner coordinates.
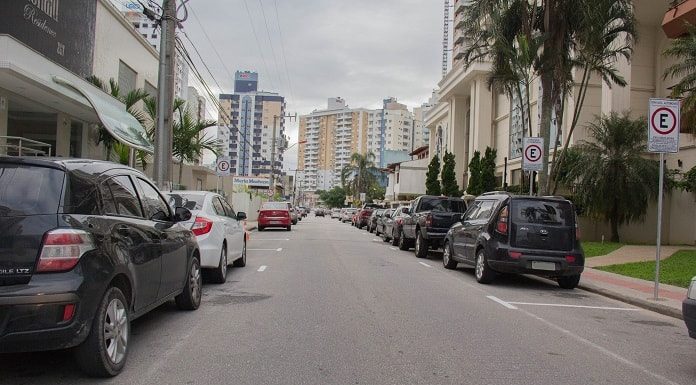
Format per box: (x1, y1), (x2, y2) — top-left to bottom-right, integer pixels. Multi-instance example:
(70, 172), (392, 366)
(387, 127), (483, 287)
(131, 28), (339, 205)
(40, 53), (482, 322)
(258, 202), (292, 231)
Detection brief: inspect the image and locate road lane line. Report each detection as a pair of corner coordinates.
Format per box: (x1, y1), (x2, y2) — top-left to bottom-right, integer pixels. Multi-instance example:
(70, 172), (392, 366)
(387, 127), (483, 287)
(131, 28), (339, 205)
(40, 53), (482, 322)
(389, 247), (398, 251)
(251, 238), (290, 241)
(257, 265), (267, 272)
(418, 262), (432, 268)
(248, 248), (282, 251)
(487, 295), (518, 310)
(276, 247), (282, 252)
(507, 302), (640, 311)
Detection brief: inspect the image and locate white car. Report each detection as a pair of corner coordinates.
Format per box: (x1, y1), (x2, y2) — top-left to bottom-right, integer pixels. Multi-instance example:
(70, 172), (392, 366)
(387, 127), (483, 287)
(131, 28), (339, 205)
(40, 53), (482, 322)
(330, 208), (341, 219)
(167, 191), (247, 284)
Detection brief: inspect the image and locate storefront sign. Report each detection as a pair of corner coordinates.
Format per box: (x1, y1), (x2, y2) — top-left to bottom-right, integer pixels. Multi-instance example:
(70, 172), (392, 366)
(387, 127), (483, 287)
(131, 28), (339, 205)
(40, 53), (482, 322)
(0, 0), (97, 77)
(233, 176), (271, 188)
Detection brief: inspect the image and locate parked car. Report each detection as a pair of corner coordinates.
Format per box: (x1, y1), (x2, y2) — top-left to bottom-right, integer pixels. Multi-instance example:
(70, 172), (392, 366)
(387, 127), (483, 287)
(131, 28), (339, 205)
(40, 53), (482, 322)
(356, 203), (384, 229)
(442, 193), (584, 289)
(367, 209), (385, 233)
(382, 206), (410, 245)
(315, 208), (325, 217)
(285, 202), (299, 225)
(258, 202), (292, 231)
(400, 195), (467, 257)
(685, 276), (696, 339)
(331, 208), (342, 219)
(297, 206), (308, 217)
(342, 208), (357, 222)
(374, 208), (394, 236)
(166, 191), (247, 284)
(0, 157), (201, 377)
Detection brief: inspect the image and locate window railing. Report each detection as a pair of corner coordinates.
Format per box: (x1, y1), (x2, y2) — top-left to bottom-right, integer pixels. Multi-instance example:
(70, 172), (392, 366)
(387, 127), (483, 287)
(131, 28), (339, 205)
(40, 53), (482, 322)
(0, 136), (52, 156)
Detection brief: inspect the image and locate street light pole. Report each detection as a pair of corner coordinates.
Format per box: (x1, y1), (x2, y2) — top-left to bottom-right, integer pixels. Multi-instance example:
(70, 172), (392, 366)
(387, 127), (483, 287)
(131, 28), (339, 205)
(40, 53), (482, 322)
(154, 0), (176, 189)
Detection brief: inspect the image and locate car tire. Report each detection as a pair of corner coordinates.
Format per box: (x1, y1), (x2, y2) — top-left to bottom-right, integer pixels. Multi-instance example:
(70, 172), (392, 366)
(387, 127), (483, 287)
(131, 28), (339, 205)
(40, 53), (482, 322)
(210, 245), (228, 284)
(474, 248), (495, 284)
(258, 226), (264, 232)
(391, 229), (399, 246)
(398, 230), (410, 250)
(74, 286), (130, 377)
(175, 256), (202, 310)
(233, 241), (247, 267)
(443, 241), (458, 270)
(557, 274), (581, 289)
(382, 231), (390, 242)
(286, 225), (292, 231)
(414, 231), (429, 259)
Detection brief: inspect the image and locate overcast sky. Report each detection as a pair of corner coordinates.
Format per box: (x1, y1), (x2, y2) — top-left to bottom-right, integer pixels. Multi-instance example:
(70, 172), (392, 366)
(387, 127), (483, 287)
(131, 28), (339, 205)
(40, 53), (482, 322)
(183, 0), (444, 170)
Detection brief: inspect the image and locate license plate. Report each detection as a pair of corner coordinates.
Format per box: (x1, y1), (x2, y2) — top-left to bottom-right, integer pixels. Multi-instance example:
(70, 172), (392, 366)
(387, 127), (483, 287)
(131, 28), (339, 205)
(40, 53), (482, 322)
(531, 261), (556, 271)
(269, 221), (281, 225)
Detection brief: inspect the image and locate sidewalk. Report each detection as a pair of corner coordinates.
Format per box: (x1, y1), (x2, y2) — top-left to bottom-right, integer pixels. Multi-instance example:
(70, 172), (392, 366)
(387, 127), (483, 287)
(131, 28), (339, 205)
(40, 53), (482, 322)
(580, 244), (690, 319)
(244, 220), (258, 231)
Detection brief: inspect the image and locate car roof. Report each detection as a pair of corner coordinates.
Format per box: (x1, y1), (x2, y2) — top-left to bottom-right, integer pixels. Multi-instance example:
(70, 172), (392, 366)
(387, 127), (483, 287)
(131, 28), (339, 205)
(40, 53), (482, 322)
(0, 156), (143, 177)
(476, 192), (571, 203)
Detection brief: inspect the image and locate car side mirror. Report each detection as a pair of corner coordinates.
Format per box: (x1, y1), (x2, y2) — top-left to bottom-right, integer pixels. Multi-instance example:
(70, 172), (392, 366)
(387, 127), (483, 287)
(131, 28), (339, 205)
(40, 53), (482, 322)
(237, 211), (247, 220)
(173, 207), (192, 222)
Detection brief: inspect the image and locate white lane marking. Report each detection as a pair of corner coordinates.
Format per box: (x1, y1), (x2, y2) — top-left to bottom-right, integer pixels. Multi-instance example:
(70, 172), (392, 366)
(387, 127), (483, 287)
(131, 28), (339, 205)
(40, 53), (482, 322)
(520, 308), (682, 385)
(487, 295), (518, 310)
(418, 261), (432, 268)
(257, 265), (267, 272)
(277, 247), (282, 252)
(248, 248), (282, 252)
(389, 247), (398, 251)
(251, 238), (289, 241)
(506, 302), (640, 311)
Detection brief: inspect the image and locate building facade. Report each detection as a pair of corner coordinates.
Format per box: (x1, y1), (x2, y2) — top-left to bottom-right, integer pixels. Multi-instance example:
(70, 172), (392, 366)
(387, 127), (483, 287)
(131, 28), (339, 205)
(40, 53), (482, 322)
(218, 71), (286, 180)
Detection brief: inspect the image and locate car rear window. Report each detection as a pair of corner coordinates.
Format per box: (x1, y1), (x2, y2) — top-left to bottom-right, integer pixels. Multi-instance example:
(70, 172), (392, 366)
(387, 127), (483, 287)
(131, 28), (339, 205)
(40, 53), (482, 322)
(419, 198), (465, 213)
(167, 193), (205, 210)
(511, 199), (573, 226)
(0, 164), (64, 216)
(262, 202), (289, 210)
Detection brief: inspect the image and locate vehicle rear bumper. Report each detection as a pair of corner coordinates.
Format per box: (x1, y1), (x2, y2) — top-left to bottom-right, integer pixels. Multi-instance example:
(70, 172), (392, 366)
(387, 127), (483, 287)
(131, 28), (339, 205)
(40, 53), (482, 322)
(487, 252), (584, 277)
(424, 229), (448, 247)
(259, 217), (291, 228)
(684, 298), (696, 339)
(199, 242), (221, 268)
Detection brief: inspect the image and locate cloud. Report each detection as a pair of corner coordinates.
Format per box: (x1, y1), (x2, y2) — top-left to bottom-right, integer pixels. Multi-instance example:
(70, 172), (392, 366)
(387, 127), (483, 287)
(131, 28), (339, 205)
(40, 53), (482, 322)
(186, 0), (443, 170)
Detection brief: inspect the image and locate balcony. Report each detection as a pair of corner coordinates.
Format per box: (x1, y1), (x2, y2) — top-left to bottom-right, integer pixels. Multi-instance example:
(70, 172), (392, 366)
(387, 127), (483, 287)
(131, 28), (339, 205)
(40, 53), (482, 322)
(454, 0), (465, 16)
(663, 0), (696, 38)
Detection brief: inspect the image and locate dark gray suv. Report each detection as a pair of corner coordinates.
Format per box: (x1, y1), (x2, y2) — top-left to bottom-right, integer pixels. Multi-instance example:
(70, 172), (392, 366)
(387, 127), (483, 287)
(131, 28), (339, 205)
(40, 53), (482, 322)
(442, 193), (584, 289)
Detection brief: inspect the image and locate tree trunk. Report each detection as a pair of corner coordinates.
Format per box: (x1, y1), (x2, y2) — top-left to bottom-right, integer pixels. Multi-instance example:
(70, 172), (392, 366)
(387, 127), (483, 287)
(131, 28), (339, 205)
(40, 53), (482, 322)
(538, 71), (554, 196)
(178, 158), (184, 186)
(610, 198), (620, 242)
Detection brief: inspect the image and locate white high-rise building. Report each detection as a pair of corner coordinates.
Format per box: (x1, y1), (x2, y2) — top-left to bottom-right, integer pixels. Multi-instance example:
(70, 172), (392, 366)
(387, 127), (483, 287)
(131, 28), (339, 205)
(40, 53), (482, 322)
(366, 98), (414, 168)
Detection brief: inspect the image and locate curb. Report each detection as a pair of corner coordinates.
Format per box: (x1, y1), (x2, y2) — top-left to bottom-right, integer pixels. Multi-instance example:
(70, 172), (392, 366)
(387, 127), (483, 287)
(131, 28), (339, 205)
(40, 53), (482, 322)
(578, 282), (684, 320)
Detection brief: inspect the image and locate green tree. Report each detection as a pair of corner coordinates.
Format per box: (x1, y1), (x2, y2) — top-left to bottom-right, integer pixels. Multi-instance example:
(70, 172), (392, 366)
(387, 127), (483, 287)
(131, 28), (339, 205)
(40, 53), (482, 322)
(319, 187), (347, 208)
(441, 151), (461, 197)
(664, 23), (696, 134)
(172, 106), (219, 185)
(467, 151), (482, 196)
(340, 152), (378, 198)
(565, 113), (660, 242)
(480, 147), (498, 193)
(425, 154), (441, 195)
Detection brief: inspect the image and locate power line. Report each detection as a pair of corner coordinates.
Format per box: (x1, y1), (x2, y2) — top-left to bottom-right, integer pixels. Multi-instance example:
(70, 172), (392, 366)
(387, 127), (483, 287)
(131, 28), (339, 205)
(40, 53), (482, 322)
(272, 0), (295, 105)
(242, 0), (276, 90)
(186, 4), (234, 82)
(257, 0), (285, 94)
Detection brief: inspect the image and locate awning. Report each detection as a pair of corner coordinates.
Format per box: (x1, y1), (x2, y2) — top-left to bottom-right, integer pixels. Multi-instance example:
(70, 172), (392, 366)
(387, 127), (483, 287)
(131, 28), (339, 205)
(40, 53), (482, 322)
(53, 76), (154, 154)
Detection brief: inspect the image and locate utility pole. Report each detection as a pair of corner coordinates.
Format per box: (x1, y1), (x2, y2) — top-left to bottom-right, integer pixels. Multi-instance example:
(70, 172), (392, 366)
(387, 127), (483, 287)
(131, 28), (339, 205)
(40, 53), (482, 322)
(154, 0), (176, 190)
(270, 113), (297, 191)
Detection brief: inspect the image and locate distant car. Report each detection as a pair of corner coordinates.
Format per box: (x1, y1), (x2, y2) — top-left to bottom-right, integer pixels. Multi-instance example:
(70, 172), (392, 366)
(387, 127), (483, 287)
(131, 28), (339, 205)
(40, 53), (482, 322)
(285, 202), (299, 225)
(0, 157), (201, 377)
(685, 277), (696, 339)
(315, 208), (325, 217)
(166, 191), (247, 284)
(356, 203), (384, 229)
(367, 209), (385, 233)
(374, 208), (394, 236)
(342, 208), (357, 222)
(442, 193), (584, 289)
(331, 208), (342, 219)
(297, 206), (308, 217)
(258, 202), (292, 231)
(383, 206), (410, 245)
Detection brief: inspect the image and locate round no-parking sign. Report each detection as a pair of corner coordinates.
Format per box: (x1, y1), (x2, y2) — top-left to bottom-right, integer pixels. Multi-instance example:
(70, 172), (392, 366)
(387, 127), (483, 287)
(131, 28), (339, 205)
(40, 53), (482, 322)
(522, 137), (544, 172)
(216, 157), (232, 176)
(648, 98), (680, 154)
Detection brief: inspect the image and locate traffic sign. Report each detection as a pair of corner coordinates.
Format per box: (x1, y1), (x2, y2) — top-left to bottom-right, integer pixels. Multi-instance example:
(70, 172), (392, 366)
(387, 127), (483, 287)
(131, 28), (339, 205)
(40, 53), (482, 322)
(648, 98), (680, 153)
(216, 157), (231, 176)
(522, 137), (544, 172)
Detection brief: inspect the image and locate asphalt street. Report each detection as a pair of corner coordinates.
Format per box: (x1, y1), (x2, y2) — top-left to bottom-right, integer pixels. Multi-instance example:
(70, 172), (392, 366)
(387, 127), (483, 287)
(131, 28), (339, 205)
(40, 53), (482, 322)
(1, 216), (695, 384)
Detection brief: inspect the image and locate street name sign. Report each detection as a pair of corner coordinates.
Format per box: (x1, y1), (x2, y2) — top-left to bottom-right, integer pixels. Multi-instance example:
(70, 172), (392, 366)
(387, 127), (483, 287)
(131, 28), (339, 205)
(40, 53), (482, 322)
(522, 137), (544, 172)
(648, 98), (680, 153)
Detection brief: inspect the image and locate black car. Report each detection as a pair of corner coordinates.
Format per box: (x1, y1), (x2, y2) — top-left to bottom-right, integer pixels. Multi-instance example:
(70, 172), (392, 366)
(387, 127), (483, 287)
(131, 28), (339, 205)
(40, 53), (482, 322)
(685, 277), (696, 339)
(442, 193), (584, 289)
(0, 157), (201, 377)
(315, 208), (325, 217)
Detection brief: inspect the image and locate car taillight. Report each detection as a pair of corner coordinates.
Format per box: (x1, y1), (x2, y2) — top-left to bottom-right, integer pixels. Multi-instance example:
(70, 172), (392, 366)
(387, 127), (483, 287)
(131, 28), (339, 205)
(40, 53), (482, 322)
(425, 214), (433, 227)
(565, 255), (576, 263)
(508, 251), (522, 259)
(37, 229), (95, 273)
(62, 304), (76, 322)
(496, 206), (509, 235)
(191, 216), (213, 236)
(396, 218), (403, 225)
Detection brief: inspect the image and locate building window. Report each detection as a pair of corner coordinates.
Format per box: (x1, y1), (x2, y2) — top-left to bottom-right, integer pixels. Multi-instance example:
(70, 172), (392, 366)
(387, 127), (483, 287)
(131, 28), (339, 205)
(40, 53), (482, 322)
(118, 60), (137, 94)
(143, 23), (148, 28)
(134, 22), (140, 28)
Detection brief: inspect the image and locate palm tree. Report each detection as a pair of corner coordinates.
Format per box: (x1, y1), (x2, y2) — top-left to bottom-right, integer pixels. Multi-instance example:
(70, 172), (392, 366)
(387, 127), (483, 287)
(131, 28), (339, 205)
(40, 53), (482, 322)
(340, 152), (377, 200)
(565, 113), (660, 242)
(664, 23), (696, 134)
(86, 76), (150, 162)
(172, 106), (219, 185)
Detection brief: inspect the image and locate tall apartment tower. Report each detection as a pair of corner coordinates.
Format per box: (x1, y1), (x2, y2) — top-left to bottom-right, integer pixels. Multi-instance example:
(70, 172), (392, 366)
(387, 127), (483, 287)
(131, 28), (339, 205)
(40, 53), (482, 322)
(218, 71), (286, 178)
(298, 98), (369, 191)
(367, 98), (414, 168)
(412, 98), (435, 150)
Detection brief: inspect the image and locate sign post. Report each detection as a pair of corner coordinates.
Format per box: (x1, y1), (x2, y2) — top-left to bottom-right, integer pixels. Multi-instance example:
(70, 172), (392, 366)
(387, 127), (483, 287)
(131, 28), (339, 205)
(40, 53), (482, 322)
(522, 137), (544, 196)
(648, 98), (680, 300)
(216, 157), (231, 195)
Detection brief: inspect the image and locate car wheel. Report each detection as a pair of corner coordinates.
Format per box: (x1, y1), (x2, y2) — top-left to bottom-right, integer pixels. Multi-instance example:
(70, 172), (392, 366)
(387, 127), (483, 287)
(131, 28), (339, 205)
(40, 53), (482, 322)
(398, 230), (410, 250)
(74, 286), (130, 377)
(443, 241), (458, 269)
(286, 225), (292, 231)
(391, 229), (399, 246)
(557, 274), (581, 289)
(258, 226), (264, 232)
(414, 231), (429, 259)
(382, 231), (390, 242)
(233, 241), (247, 267)
(474, 249), (495, 284)
(175, 256), (202, 310)
(210, 245), (228, 284)
(375, 227), (381, 236)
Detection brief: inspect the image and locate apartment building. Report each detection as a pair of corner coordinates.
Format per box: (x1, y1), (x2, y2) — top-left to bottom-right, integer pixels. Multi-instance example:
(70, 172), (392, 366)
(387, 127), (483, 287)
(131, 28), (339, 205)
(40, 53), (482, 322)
(425, 0), (696, 244)
(365, 98), (414, 168)
(218, 71), (286, 180)
(412, 97), (435, 151)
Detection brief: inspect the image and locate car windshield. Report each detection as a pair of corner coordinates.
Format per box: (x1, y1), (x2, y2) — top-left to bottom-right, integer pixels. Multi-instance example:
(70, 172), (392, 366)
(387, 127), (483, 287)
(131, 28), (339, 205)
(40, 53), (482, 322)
(167, 193), (205, 210)
(262, 202), (289, 210)
(0, 164), (64, 216)
(419, 198), (465, 213)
